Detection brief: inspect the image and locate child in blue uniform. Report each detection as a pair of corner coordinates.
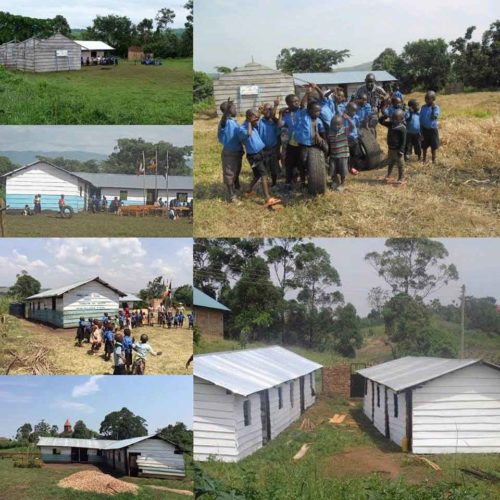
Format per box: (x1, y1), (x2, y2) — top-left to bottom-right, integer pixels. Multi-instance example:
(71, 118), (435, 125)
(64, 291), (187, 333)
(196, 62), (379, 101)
(103, 324), (114, 361)
(279, 94), (303, 186)
(420, 91), (440, 164)
(355, 93), (372, 128)
(343, 102), (361, 174)
(239, 108), (281, 207)
(257, 99), (281, 186)
(218, 99), (243, 202)
(404, 99), (422, 161)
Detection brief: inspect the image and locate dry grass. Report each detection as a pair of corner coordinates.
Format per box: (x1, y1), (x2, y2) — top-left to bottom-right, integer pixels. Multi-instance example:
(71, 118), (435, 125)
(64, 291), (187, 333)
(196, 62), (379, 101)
(193, 91), (500, 237)
(1, 316), (193, 375)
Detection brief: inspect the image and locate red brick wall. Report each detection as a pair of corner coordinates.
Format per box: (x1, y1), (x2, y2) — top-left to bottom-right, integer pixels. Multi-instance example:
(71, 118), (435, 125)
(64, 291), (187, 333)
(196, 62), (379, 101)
(194, 307), (224, 339)
(323, 364), (351, 399)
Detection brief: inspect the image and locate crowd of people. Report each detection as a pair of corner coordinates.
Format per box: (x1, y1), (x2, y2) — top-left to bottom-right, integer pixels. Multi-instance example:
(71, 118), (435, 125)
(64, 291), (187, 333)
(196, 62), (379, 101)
(74, 304), (193, 375)
(81, 55), (118, 66)
(217, 73), (440, 205)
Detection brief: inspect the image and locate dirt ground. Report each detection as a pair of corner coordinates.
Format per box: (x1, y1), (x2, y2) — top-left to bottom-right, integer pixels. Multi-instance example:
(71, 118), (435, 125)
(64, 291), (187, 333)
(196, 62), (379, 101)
(1, 315), (193, 375)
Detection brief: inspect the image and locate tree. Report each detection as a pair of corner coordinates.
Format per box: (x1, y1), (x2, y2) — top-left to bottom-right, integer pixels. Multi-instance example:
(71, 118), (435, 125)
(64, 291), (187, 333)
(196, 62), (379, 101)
(0, 155), (18, 176)
(367, 287), (390, 318)
(155, 8), (176, 32)
(365, 238), (458, 299)
(100, 407), (148, 440)
(276, 47), (350, 74)
(72, 420), (93, 439)
(15, 423), (32, 443)
(137, 18), (154, 44)
(194, 72), (214, 103)
(157, 422), (192, 453)
(332, 303), (363, 357)
(174, 285), (193, 307)
(464, 296), (500, 334)
(29, 419), (52, 443)
(215, 66), (232, 74)
(50, 425), (59, 437)
(180, 0), (193, 57)
(398, 39), (451, 91)
(292, 242), (343, 347)
(139, 276), (166, 302)
(8, 271), (41, 300)
(372, 48), (402, 75)
(84, 15), (134, 57)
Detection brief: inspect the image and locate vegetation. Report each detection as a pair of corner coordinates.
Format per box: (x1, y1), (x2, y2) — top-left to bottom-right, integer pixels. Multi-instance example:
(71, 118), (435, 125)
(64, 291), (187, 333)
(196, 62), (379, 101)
(0, 59), (192, 125)
(193, 91), (500, 237)
(276, 47), (350, 73)
(173, 285), (193, 307)
(0, 12), (71, 42)
(100, 408), (148, 440)
(7, 270), (41, 300)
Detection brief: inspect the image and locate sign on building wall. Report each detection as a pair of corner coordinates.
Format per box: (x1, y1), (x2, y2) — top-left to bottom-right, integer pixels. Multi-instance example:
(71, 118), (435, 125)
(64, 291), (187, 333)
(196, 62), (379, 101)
(55, 50), (68, 57)
(240, 85), (259, 96)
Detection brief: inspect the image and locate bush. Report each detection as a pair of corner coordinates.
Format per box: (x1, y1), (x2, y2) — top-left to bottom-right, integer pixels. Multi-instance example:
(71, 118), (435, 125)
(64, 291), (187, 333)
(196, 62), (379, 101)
(194, 71), (213, 103)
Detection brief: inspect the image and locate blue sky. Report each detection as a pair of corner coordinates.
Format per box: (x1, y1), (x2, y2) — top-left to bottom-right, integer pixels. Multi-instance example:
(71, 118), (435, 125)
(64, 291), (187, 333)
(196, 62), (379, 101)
(0, 375), (193, 438)
(0, 1), (191, 30)
(272, 238), (500, 316)
(0, 238), (193, 294)
(195, 0), (499, 71)
(0, 126), (192, 157)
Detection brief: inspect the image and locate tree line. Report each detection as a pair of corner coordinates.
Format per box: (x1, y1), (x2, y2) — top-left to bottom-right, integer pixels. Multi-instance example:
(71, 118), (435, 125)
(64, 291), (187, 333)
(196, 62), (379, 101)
(0, 138), (193, 177)
(0, 4), (193, 59)
(5, 407), (192, 453)
(194, 238), (499, 360)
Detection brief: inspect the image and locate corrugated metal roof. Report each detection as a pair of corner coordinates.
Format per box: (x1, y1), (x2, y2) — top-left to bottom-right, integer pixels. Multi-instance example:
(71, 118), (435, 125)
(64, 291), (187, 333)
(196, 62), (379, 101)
(76, 173), (193, 190)
(120, 293), (141, 302)
(26, 277), (126, 300)
(103, 435), (154, 450)
(38, 437), (117, 449)
(74, 40), (115, 51)
(193, 287), (230, 312)
(1, 160), (92, 183)
(195, 346), (322, 396)
(357, 356), (482, 392)
(293, 70), (396, 86)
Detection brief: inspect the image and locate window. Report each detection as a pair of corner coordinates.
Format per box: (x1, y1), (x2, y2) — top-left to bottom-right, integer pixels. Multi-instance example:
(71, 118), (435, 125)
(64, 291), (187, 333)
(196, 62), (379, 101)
(290, 382), (294, 407)
(52, 448), (61, 455)
(243, 400), (251, 426)
(376, 385), (380, 407)
(118, 451), (121, 462)
(393, 394), (399, 418)
(174, 448), (183, 455)
(37, 302), (40, 310)
(97, 450), (102, 457)
(52, 297), (56, 310)
(177, 192), (188, 202)
(120, 190), (128, 201)
(310, 373), (315, 396)
(278, 387), (283, 409)
(364, 380), (368, 395)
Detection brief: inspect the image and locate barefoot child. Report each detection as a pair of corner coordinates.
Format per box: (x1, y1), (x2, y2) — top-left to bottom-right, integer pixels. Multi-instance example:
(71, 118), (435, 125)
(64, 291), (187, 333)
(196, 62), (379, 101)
(420, 91), (440, 163)
(218, 99), (243, 202)
(328, 115), (350, 192)
(379, 109), (407, 185)
(239, 108), (281, 207)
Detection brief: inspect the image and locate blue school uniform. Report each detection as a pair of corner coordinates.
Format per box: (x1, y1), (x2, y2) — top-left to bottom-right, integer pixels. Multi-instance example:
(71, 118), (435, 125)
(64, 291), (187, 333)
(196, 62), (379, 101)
(257, 118), (280, 148)
(238, 122), (265, 154)
(282, 110), (300, 146)
(419, 104), (440, 129)
(122, 335), (133, 352)
(405, 111), (421, 134)
(319, 97), (336, 128)
(218, 117), (242, 152)
(295, 109), (325, 146)
(356, 103), (372, 125)
(393, 90), (404, 101)
(344, 115), (359, 142)
(336, 102), (348, 115)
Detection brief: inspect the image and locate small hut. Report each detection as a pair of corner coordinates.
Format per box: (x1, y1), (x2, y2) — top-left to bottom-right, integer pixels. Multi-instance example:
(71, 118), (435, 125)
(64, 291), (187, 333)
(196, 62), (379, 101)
(128, 46), (145, 61)
(193, 287), (230, 339)
(25, 276), (126, 328)
(0, 41), (18, 69)
(194, 346), (322, 462)
(214, 61), (295, 115)
(10, 33), (81, 72)
(75, 40), (114, 60)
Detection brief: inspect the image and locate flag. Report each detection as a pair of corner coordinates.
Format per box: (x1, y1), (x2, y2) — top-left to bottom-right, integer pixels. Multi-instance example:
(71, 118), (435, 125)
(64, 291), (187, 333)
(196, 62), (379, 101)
(163, 281), (172, 297)
(148, 158), (157, 171)
(136, 161), (145, 175)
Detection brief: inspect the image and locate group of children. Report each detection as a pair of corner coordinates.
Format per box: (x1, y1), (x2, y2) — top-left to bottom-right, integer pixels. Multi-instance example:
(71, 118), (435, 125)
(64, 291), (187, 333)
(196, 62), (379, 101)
(218, 73), (441, 199)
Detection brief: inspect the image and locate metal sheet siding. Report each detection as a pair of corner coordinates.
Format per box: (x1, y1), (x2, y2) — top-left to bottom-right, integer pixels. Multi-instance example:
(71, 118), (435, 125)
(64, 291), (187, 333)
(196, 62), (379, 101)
(193, 377), (238, 462)
(128, 438), (185, 477)
(388, 389), (407, 448)
(412, 364), (500, 454)
(234, 392), (263, 461)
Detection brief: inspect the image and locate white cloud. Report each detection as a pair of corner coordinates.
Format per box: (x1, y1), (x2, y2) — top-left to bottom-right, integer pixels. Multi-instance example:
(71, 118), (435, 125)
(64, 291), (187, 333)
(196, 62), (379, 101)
(56, 400), (95, 414)
(71, 375), (103, 398)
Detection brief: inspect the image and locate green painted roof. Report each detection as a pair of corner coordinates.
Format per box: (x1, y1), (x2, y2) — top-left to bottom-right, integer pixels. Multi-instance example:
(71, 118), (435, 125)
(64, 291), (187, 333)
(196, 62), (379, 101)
(193, 287), (230, 312)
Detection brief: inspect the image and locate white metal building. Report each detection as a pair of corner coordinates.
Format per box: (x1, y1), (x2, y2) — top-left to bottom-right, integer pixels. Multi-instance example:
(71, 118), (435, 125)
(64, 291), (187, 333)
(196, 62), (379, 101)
(38, 434), (186, 478)
(25, 277), (125, 328)
(358, 357), (500, 454)
(194, 346), (322, 462)
(75, 40), (115, 60)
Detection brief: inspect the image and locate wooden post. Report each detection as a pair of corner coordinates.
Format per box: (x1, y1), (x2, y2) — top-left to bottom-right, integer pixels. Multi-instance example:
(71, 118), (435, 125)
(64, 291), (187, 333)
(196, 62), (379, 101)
(0, 197), (5, 237)
(460, 284), (466, 359)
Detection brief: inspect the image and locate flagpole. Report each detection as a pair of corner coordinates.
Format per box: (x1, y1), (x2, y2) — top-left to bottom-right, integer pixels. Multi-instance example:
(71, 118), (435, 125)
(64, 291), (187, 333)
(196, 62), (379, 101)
(166, 150), (170, 208)
(155, 148), (158, 203)
(142, 150), (146, 211)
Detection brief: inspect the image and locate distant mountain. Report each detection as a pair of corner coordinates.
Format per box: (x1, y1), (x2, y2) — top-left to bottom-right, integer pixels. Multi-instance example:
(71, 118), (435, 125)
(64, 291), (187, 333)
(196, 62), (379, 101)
(332, 61), (373, 72)
(1, 151), (109, 165)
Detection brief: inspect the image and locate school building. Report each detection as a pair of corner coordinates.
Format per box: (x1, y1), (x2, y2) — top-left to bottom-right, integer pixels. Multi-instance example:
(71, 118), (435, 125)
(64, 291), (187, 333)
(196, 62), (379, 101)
(25, 277), (126, 328)
(75, 40), (115, 60)
(38, 433), (186, 478)
(193, 287), (230, 339)
(1, 160), (193, 212)
(293, 70), (397, 98)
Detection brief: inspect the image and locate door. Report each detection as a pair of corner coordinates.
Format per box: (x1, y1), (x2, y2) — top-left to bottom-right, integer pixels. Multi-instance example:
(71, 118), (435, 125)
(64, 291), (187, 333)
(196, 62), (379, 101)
(71, 447), (79, 462)
(129, 453), (140, 477)
(146, 189), (156, 205)
(80, 448), (88, 462)
(259, 391), (271, 445)
(350, 363), (367, 398)
(299, 376), (305, 414)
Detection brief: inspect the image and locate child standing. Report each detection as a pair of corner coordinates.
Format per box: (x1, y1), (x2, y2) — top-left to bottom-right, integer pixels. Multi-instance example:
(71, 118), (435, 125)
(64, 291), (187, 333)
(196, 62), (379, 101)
(218, 99), (243, 202)
(122, 328), (134, 374)
(378, 109), (407, 185)
(90, 321), (102, 354)
(257, 99), (281, 186)
(343, 102), (361, 175)
(420, 91), (440, 163)
(113, 332), (126, 375)
(133, 334), (162, 375)
(279, 94), (302, 187)
(239, 108), (281, 207)
(355, 93), (372, 128)
(328, 115), (350, 192)
(103, 324), (114, 361)
(405, 99), (422, 161)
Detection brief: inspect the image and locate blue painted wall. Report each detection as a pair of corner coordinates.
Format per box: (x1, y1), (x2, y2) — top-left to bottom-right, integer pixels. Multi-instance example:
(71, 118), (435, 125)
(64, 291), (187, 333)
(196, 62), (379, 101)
(6, 194), (86, 212)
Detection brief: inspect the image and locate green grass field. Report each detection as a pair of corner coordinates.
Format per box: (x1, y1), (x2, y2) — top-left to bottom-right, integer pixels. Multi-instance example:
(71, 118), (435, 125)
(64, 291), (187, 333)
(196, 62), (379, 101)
(0, 457), (193, 499)
(2, 212), (192, 237)
(194, 91), (500, 237)
(0, 59), (192, 124)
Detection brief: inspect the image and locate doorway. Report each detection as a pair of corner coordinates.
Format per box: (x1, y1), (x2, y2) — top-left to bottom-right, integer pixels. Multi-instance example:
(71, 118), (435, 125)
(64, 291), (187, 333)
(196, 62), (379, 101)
(146, 189), (156, 205)
(129, 453), (140, 477)
(259, 391), (271, 445)
(299, 376), (305, 414)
